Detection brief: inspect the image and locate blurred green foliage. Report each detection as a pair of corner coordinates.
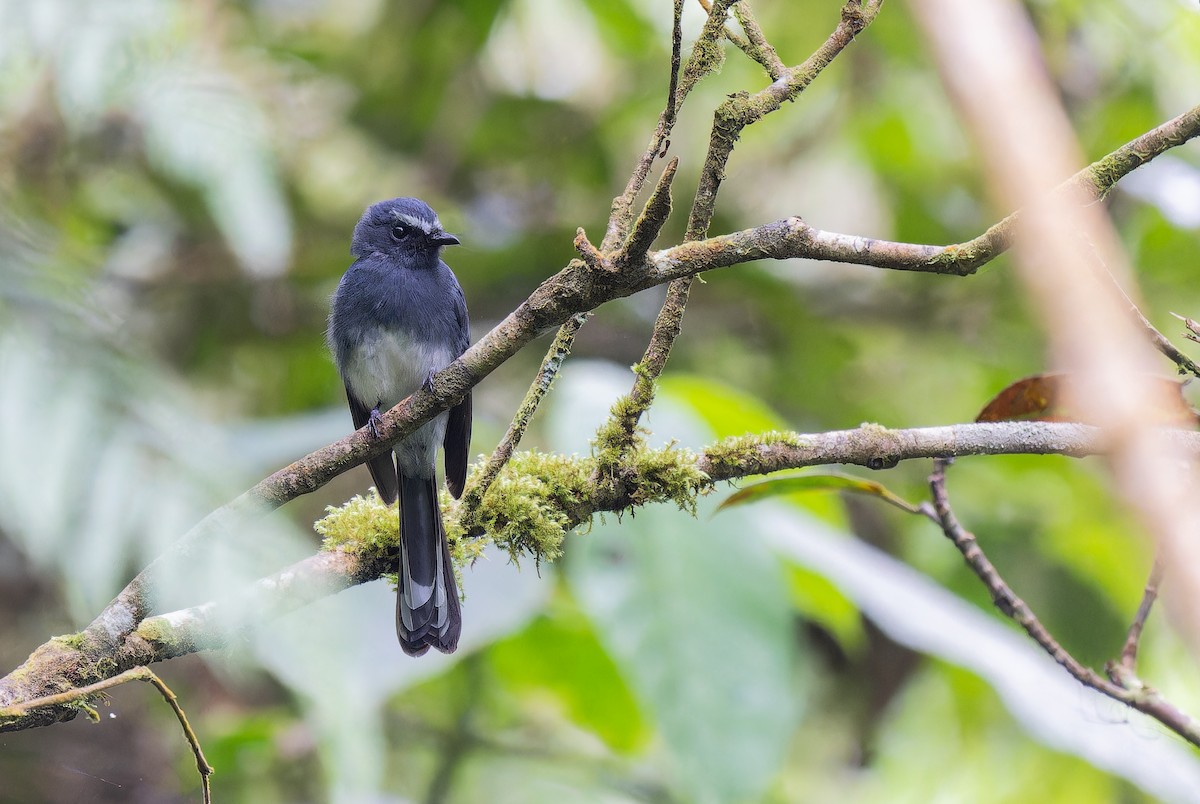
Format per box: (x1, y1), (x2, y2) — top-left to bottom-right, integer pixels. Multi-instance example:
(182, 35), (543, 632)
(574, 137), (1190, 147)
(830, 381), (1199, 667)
(3, 0), (1200, 801)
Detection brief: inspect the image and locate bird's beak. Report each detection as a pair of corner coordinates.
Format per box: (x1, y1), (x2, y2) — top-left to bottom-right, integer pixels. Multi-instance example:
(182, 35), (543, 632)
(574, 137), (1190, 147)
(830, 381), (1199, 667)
(430, 231), (460, 247)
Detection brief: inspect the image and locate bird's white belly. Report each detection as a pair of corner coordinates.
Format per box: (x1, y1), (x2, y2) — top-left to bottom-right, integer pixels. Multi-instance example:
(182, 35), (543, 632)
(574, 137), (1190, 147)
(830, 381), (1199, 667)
(341, 329), (455, 473)
(342, 329), (455, 411)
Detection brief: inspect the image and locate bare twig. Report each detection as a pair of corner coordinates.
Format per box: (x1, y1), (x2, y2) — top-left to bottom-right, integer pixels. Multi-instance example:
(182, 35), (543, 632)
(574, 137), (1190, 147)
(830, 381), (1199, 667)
(926, 459), (1200, 748)
(0, 666), (213, 802)
(1119, 556), (1164, 672)
(926, 459), (1088, 668)
(732, 2), (787, 79)
(1171, 311), (1200, 345)
(1126, 301), (1200, 379)
(600, 0), (693, 253)
(1093, 253), (1200, 379)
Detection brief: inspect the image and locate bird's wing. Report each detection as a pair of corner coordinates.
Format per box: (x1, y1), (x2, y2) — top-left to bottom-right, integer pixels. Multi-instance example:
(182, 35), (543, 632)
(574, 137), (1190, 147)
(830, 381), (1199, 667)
(443, 276), (472, 499)
(346, 385), (399, 505)
(444, 393), (471, 499)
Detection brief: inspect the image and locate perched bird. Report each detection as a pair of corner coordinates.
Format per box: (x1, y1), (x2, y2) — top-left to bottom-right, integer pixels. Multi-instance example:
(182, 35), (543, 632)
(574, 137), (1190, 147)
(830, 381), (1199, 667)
(327, 197), (471, 656)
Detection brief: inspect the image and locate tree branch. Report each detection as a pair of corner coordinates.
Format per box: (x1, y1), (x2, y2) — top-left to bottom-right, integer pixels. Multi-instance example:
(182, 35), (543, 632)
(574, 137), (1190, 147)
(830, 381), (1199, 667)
(1117, 555), (1163, 673)
(26, 91), (1199, 730)
(8, 420), (1200, 732)
(926, 460), (1200, 748)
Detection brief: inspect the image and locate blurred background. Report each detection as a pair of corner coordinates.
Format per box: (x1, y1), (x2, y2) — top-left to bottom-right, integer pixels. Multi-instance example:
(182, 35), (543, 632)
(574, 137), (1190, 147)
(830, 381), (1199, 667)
(3, 0), (1200, 801)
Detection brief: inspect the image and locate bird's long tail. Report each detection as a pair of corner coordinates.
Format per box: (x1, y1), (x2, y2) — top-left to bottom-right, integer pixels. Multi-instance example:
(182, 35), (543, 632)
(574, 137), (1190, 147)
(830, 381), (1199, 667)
(396, 473), (461, 656)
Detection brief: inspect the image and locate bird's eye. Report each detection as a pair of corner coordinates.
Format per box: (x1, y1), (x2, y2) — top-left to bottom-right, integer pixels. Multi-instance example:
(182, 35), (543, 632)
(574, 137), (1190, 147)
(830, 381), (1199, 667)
(390, 224), (410, 240)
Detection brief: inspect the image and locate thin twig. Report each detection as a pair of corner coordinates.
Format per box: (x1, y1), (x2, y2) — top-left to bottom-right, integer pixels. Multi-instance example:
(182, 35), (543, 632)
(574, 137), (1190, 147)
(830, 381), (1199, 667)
(1118, 556), (1164, 672)
(665, 0), (684, 128)
(615, 157), (679, 272)
(1172, 311), (1200, 345)
(457, 313), (588, 524)
(926, 459), (1200, 748)
(1, 666), (213, 802)
(600, 0), (691, 253)
(687, 0), (884, 240)
(1091, 246), (1200, 379)
(733, 2), (787, 79)
(927, 459), (1090, 669)
(1128, 301), (1200, 379)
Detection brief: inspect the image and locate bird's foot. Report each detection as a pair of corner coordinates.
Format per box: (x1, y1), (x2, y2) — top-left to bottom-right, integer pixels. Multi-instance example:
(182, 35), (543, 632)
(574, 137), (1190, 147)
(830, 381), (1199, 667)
(368, 407), (384, 439)
(422, 369), (437, 392)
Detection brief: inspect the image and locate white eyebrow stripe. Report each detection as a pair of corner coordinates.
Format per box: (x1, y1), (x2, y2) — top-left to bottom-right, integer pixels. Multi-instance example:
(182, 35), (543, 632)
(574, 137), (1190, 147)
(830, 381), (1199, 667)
(390, 211), (440, 233)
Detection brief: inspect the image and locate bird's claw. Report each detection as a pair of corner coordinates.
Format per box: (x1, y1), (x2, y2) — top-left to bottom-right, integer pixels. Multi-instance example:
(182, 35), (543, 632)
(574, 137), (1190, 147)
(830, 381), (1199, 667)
(368, 408), (384, 439)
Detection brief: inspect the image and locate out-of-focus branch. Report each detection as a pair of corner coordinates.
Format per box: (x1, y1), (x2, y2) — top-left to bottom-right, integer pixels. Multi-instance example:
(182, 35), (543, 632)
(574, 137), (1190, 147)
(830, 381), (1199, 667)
(910, 0), (1200, 652)
(1106, 273), (1200, 379)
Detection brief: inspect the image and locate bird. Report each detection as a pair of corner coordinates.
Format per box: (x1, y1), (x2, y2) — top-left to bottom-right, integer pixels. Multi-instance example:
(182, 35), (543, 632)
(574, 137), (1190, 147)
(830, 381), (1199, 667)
(327, 197), (471, 656)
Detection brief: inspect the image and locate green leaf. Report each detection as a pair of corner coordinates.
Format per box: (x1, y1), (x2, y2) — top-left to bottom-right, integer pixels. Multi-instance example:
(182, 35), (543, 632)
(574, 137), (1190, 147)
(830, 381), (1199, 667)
(659, 374), (786, 438)
(784, 564), (865, 656)
(488, 604), (649, 753)
(550, 366), (805, 803)
(567, 498), (802, 803)
(718, 472), (923, 515)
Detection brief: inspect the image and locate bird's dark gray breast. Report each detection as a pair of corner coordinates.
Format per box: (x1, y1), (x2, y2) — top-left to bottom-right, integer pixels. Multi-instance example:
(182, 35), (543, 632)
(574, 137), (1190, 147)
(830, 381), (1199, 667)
(330, 257), (462, 410)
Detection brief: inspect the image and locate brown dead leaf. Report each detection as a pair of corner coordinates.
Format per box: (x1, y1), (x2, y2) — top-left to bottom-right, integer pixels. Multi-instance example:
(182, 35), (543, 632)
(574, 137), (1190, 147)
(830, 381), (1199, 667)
(976, 373), (1198, 427)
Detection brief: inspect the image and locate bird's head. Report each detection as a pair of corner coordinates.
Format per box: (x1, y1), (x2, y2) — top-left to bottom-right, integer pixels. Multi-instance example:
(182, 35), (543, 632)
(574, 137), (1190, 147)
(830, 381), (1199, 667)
(350, 197), (460, 263)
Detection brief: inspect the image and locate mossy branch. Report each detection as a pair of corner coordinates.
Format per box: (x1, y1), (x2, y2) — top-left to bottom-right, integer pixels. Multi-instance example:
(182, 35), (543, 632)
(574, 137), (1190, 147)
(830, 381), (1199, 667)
(456, 313), (589, 533)
(10, 420), (1200, 733)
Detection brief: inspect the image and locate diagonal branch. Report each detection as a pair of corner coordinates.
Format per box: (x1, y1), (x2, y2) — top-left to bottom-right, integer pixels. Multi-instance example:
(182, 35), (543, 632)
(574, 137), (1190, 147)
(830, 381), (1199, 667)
(925, 459), (1200, 748)
(601, 0), (697, 253)
(1117, 555), (1164, 673)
